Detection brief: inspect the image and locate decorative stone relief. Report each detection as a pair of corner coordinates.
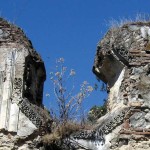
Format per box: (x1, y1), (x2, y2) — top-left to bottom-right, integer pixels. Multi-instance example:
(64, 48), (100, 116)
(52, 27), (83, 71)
(90, 22), (150, 150)
(69, 22), (150, 150)
(0, 18), (51, 149)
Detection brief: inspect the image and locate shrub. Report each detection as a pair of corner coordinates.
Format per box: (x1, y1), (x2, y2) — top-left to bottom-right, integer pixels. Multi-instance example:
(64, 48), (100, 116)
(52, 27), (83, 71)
(42, 122), (82, 145)
(87, 101), (107, 123)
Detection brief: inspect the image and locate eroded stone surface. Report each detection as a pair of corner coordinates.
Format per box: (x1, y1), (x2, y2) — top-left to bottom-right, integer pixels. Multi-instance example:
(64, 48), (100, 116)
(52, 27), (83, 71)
(0, 18), (51, 149)
(69, 22), (150, 150)
(92, 22), (150, 150)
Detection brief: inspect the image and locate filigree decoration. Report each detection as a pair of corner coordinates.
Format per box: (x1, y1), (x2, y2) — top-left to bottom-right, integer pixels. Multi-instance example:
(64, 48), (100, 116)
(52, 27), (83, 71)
(72, 109), (129, 145)
(14, 78), (22, 90)
(18, 98), (42, 128)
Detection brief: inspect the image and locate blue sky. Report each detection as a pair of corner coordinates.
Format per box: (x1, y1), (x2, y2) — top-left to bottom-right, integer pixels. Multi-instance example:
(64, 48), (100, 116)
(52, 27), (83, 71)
(1, 0), (150, 113)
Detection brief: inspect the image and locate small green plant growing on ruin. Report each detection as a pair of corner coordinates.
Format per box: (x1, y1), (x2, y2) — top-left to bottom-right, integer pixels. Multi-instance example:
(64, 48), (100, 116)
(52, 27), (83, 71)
(87, 99), (107, 124)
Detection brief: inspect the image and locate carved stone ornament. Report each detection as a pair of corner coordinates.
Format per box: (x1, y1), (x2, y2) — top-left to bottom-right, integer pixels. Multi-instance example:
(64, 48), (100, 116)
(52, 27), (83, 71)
(0, 18), (51, 150)
(67, 22), (150, 150)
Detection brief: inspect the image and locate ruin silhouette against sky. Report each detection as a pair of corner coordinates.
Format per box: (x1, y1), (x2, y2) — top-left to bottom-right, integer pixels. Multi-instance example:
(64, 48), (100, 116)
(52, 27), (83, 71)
(1, 0), (150, 112)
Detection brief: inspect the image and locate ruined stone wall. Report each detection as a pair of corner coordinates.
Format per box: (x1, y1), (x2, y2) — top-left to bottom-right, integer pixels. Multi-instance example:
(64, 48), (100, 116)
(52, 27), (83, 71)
(93, 22), (150, 150)
(1, 18), (150, 150)
(0, 18), (51, 150)
(67, 22), (150, 150)
(93, 23), (150, 111)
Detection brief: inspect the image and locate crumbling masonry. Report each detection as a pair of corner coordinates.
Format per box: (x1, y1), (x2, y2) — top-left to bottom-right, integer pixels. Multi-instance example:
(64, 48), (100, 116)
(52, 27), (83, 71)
(69, 22), (150, 150)
(0, 18), (51, 150)
(1, 18), (150, 150)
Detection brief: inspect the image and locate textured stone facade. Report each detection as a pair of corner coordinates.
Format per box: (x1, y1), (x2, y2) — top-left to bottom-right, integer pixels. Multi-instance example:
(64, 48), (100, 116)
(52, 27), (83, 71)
(1, 18), (150, 150)
(69, 22), (150, 150)
(0, 18), (51, 149)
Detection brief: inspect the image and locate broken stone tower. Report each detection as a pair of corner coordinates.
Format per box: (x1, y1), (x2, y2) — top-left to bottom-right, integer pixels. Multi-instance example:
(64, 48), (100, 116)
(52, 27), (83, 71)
(93, 22), (150, 150)
(0, 18), (51, 149)
(69, 22), (150, 150)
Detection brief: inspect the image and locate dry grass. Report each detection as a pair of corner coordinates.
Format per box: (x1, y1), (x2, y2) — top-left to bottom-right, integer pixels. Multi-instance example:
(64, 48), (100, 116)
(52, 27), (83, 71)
(145, 42), (150, 51)
(42, 122), (83, 145)
(108, 13), (150, 29)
